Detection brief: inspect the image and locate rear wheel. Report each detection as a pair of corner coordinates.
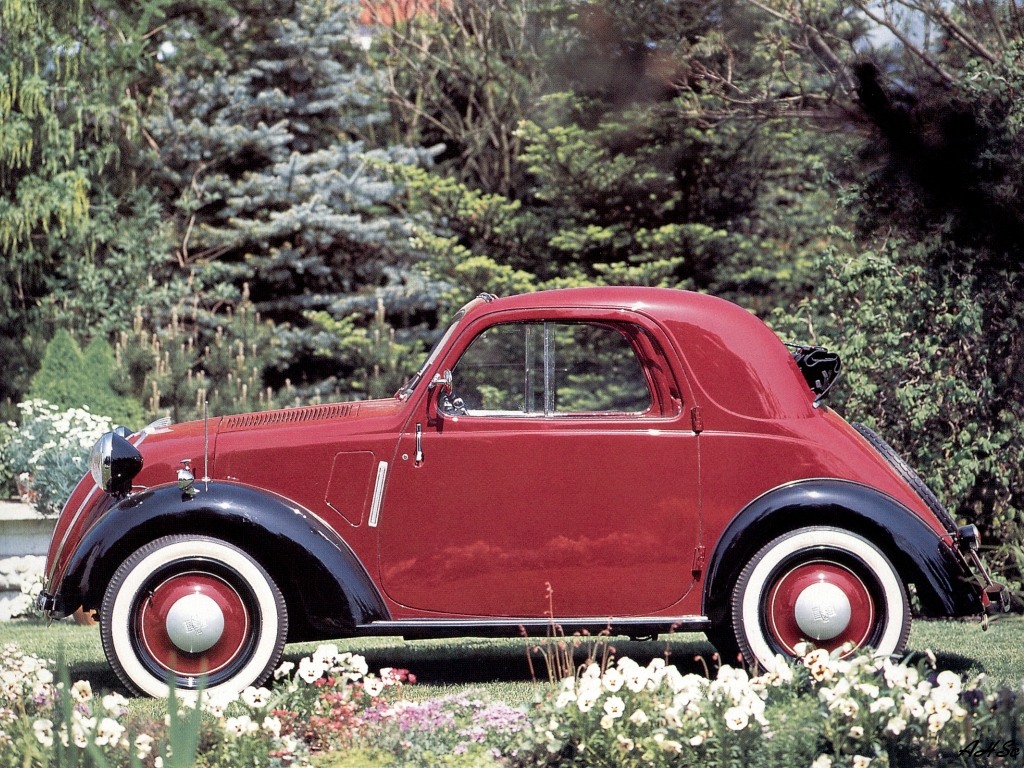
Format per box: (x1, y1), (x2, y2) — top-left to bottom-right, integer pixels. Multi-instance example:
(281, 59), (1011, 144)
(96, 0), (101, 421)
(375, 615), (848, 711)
(100, 535), (288, 698)
(725, 527), (911, 670)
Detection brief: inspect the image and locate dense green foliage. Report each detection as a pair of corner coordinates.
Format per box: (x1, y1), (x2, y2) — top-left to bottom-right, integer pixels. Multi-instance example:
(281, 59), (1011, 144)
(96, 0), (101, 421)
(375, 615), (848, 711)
(0, 0), (172, 417)
(0, 0), (1021, 579)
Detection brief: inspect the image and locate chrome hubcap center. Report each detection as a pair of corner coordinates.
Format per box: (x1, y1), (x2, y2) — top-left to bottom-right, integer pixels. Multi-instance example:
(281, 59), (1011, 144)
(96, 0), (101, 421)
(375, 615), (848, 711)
(793, 581), (852, 641)
(165, 592), (225, 653)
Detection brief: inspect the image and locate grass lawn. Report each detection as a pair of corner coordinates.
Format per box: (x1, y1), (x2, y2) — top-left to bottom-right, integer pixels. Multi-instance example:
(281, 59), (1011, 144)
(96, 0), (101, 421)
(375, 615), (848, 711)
(2, 614), (1023, 710)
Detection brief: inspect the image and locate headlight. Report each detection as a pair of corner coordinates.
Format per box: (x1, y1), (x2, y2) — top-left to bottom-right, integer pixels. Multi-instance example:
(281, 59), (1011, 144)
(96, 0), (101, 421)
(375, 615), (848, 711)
(90, 429), (143, 496)
(957, 523), (982, 551)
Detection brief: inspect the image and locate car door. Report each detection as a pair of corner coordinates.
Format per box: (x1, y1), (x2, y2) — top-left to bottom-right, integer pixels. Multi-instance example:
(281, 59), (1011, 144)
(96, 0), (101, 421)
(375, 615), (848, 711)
(377, 313), (701, 618)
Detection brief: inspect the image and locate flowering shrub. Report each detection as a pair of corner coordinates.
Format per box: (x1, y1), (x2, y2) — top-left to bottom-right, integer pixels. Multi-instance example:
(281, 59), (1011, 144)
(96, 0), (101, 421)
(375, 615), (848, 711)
(4, 400), (113, 516)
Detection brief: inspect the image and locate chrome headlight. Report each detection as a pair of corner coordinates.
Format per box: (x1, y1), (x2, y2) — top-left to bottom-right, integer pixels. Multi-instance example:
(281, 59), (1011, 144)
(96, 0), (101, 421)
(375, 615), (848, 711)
(90, 429), (143, 496)
(957, 523), (982, 551)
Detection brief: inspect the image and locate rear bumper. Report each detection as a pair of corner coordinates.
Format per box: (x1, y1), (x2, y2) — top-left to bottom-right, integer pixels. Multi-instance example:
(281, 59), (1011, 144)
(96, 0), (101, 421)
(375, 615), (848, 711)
(955, 523), (1011, 615)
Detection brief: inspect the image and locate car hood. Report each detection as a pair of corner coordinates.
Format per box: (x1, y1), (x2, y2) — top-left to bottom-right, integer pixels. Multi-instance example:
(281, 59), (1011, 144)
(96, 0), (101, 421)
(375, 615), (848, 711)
(133, 398), (405, 488)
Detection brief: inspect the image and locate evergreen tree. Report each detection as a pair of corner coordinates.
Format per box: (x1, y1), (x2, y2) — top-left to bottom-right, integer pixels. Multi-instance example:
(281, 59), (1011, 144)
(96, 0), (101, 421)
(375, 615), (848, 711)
(148, 0), (443, 401)
(29, 330), (144, 427)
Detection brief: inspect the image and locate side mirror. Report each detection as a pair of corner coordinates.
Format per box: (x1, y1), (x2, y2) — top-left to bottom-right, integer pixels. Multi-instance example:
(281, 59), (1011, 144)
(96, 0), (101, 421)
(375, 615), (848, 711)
(428, 370), (453, 394)
(429, 370), (467, 419)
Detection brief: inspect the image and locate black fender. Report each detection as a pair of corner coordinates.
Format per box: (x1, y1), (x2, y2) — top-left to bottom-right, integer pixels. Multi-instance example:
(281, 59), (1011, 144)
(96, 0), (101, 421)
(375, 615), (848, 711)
(52, 482), (390, 640)
(703, 479), (983, 627)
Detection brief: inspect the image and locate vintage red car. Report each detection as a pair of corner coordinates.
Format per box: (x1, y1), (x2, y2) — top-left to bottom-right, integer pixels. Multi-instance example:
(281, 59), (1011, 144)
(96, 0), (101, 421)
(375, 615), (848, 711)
(38, 287), (1006, 697)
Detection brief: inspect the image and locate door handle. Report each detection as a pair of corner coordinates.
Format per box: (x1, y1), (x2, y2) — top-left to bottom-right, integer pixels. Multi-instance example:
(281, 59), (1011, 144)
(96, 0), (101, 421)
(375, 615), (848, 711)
(415, 423), (424, 466)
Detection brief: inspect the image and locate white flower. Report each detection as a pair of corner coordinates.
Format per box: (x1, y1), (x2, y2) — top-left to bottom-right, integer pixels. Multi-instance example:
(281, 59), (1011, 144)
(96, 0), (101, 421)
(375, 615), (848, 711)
(70, 680), (93, 703)
(724, 706), (749, 731)
(224, 715), (258, 738)
(101, 691), (128, 716)
(935, 670), (963, 694)
(869, 696), (895, 714)
(554, 688), (576, 709)
(810, 756), (832, 768)
(134, 734), (155, 758)
(312, 644), (339, 666)
(854, 682), (880, 699)
(346, 653), (369, 678)
(602, 667), (624, 692)
(240, 686), (272, 709)
(93, 717), (125, 747)
(576, 677), (602, 713)
(928, 709), (952, 733)
(576, 690), (598, 713)
(363, 677), (385, 697)
(852, 756), (872, 768)
(602, 696), (625, 719)
(262, 716), (282, 738)
(829, 697), (860, 719)
(599, 714), (616, 730)
(652, 733), (683, 754)
(849, 725), (864, 739)
(298, 657), (326, 684)
(274, 661), (295, 679)
(33, 719), (54, 747)
(886, 716), (908, 735)
(629, 708), (649, 726)
(70, 714), (95, 748)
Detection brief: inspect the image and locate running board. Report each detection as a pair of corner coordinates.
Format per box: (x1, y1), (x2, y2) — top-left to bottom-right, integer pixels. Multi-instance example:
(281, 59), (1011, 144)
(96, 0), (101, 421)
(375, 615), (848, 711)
(361, 616), (711, 639)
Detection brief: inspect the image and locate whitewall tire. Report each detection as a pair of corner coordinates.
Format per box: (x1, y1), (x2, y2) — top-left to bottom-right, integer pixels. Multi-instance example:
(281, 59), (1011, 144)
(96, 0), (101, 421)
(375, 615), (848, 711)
(100, 535), (287, 698)
(731, 527), (911, 670)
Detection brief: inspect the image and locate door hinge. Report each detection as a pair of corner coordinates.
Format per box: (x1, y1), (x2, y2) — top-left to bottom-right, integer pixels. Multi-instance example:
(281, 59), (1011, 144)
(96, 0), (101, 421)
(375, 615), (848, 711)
(691, 544), (707, 577)
(690, 406), (704, 434)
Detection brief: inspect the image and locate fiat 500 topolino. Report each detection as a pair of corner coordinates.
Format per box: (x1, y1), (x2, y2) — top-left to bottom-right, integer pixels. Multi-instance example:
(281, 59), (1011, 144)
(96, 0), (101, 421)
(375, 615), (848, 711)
(37, 287), (1007, 697)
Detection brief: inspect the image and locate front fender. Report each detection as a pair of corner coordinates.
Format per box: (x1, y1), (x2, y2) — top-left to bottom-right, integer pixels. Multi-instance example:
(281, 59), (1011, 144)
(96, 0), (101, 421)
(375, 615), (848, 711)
(703, 479), (982, 626)
(48, 482), (390, 640)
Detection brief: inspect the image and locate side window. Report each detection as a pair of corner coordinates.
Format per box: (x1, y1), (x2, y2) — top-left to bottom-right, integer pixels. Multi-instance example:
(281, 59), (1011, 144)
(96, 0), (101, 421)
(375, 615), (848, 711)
(451, 321), (652, 416)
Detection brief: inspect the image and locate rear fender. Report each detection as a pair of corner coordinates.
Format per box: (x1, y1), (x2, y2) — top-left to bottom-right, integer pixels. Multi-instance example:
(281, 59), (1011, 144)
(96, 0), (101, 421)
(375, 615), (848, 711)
(50, 482), (389, 640)
(703, 479), (982, 625)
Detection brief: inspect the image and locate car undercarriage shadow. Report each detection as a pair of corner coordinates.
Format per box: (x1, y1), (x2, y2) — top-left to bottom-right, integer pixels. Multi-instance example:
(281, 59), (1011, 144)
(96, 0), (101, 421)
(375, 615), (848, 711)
(282, 633), (726, 685)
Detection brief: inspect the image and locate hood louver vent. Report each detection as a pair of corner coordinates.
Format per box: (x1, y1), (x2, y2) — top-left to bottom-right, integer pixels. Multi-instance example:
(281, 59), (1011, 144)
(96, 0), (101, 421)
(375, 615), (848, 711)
(221, 403), (358, 431)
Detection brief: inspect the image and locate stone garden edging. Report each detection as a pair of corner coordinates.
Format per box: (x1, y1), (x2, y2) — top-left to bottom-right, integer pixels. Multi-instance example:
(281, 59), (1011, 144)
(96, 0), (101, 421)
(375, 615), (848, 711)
(0, 500), (52, 620)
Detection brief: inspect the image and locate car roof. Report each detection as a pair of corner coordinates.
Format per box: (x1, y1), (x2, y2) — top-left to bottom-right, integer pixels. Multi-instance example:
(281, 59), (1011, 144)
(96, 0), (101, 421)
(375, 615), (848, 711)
(466, 287), (815, 420)
(470, 286), (757, 328)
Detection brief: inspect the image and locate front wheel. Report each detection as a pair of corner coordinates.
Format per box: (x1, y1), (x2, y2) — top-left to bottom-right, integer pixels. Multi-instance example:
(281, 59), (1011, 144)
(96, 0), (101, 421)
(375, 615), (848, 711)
(100, 535), (288, 698)
(727, 527), (911, 670)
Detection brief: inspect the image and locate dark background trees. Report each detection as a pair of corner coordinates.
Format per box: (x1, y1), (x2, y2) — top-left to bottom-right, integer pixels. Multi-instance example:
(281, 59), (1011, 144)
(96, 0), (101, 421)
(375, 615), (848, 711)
(2, 0), (1022, 576)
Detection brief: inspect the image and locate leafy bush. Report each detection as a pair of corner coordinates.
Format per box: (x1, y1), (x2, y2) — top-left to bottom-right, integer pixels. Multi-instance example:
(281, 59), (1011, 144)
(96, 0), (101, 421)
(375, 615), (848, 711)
(4, 400), (112, 516)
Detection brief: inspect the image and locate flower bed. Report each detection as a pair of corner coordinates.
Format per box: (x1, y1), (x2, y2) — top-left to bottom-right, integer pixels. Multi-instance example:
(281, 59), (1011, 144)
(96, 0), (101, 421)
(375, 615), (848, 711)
(0, 641), (1022, 768)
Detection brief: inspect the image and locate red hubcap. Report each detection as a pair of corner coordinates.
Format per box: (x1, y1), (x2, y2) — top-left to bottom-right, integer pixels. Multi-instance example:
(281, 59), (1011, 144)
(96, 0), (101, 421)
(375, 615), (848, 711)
(764, 560), (875, 656)
(137, 571), (251, 677)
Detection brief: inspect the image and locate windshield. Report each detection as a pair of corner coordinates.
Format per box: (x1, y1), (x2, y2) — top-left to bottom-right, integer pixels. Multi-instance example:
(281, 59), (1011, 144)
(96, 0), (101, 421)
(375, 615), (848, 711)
(396, 294), (495, 399)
